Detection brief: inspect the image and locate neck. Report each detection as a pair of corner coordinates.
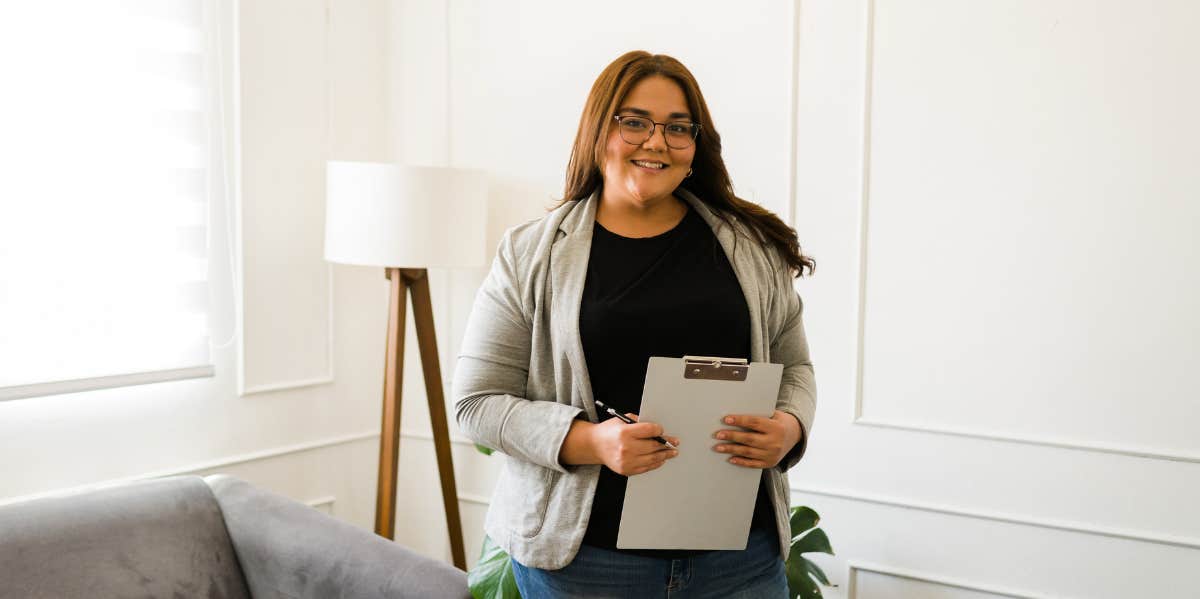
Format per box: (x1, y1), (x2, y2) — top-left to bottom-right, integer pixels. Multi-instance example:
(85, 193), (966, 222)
(595, 190), (688, 238)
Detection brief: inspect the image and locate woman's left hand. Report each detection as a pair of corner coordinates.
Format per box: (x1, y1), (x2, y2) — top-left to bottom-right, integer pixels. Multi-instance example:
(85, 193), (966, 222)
(713, 411), (802, 469)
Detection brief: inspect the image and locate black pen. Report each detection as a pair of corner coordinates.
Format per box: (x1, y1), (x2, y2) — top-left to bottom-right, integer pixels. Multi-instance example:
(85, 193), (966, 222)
(594, 400), (677, 449)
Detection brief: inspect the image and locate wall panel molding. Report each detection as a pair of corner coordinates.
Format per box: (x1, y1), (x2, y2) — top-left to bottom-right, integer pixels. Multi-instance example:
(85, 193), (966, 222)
(0, 429), (489, 508)
(459, 491), (490, 506)
(238, 253), (336, 396)
(853, 417), (1200, 464)
(0, 429), (376, 507)
(848, 0), (1200, 465)
(236, 0), (335, 396)
(847, 560), (1047, 599)
(787, 0), (801, 227)
(305, 494), (336, 514)
(791, 484), (1200, 550)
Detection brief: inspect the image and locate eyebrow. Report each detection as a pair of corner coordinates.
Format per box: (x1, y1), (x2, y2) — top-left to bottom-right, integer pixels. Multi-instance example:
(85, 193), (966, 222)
(618, 106), (692, 120)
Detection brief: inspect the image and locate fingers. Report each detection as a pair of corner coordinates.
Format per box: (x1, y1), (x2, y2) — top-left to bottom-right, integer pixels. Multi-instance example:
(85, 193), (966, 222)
(713, 440), (768, 461)
(726, 456), (770, 469)
(714, 438), (771, 469)
(714, 415), (780, 469)
(618, 414), (666, 441)
(722, 414), (768, 431)
(713, 428), (760, 445)
(622, 447), (679, 476)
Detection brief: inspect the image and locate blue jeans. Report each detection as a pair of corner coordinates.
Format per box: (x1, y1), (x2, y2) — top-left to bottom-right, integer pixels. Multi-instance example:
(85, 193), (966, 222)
(511, 527), (788, 599)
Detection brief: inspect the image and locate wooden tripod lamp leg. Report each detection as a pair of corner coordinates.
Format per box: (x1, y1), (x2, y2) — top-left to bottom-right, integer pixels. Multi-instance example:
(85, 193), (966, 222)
(376, 268), (407, 539)
(374, 268), (467, 571)
(407, 268), (467, 570)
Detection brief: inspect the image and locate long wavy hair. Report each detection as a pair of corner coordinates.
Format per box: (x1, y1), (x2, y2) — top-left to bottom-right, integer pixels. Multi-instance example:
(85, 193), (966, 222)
(557, 50), (815, 278)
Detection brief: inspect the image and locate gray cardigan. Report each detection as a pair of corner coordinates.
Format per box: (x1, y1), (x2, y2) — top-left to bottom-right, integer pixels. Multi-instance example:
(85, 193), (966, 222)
(452, 189), (816, 570)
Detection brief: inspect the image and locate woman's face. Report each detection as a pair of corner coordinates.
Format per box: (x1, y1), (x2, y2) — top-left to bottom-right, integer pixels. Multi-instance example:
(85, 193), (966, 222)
(601, 76), (696, 210)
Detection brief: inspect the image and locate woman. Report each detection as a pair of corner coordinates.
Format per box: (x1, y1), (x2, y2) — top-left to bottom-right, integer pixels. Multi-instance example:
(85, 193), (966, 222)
(453, 50), (816, 598)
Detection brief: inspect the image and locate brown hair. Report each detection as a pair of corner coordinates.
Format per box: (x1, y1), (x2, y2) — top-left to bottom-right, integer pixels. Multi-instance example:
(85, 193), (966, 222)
(558, 50), (815, 278)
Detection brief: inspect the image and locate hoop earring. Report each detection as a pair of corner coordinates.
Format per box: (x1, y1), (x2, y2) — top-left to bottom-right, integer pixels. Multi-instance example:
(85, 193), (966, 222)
(685, 168), (694, 178)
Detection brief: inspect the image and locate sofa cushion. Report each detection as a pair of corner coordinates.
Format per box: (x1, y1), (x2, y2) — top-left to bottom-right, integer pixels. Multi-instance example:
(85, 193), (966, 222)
(0, 476), (251, 599)
(206, 475), (471, 599)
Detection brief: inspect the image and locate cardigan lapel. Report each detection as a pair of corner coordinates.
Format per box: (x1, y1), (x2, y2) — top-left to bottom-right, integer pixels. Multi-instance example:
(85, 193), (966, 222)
(676, 189), (767, 363)
(548, 193), (600, 420)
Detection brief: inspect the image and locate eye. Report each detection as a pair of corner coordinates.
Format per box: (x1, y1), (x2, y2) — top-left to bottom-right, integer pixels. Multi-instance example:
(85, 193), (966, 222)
(622, 117), (649, 130)
(665, 123), (692, 135)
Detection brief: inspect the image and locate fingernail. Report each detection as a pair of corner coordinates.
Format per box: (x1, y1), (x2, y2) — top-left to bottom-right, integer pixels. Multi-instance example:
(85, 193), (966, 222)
(724, 417), (734, 424)
(717, 432), (727, 440)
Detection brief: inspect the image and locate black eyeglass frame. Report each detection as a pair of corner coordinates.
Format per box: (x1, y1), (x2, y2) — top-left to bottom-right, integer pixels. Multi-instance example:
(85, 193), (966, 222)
(612, 114), (702, 149)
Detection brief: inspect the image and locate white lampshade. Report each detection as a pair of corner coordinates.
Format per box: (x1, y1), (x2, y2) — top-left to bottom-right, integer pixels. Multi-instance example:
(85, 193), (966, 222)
(324, 161), (488, 268)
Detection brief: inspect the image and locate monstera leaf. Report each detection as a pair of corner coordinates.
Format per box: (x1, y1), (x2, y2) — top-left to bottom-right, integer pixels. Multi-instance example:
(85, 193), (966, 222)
(467, 534), (521, 599)
(785, 506), (837, 599)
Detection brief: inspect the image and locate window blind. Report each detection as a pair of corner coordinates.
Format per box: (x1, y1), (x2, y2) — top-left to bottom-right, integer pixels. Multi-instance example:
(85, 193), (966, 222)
(0, 0), (222, 400)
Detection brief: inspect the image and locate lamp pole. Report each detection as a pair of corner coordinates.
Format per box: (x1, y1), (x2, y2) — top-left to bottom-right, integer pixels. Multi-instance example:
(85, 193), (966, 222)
(376, 267), (466, 570)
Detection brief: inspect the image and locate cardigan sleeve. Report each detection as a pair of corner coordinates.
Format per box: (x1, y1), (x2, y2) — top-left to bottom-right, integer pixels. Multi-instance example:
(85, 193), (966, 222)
(452, 229), (583, 473)
(768, 254), (817, 472)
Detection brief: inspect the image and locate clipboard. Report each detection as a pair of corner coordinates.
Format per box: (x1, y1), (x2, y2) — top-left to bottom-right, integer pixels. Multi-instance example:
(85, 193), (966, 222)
(616, 355), (782, 550)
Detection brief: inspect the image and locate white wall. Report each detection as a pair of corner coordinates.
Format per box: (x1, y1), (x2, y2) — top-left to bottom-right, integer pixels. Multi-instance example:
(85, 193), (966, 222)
(403, 0), (1200, 595)
(793, 0), (1200, 597)
(4, 2), (1196, 595)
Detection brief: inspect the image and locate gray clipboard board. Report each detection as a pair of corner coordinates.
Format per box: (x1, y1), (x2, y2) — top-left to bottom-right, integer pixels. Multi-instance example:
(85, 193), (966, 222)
(617, 355), (782, 550)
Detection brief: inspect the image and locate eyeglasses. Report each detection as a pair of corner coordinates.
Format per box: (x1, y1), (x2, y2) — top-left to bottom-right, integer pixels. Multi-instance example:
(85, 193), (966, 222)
(613, 115), (701, 150)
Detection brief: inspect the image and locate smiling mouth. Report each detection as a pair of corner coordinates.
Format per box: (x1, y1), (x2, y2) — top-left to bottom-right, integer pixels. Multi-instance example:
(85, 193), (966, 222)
(631, 159), (668, 170)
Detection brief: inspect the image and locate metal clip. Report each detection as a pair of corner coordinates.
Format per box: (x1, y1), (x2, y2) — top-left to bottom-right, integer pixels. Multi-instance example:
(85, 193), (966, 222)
(682, 355), (749, 381)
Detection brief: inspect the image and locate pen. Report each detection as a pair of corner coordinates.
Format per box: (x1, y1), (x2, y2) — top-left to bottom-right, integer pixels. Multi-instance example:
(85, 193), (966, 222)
(594, 400), (677, 449)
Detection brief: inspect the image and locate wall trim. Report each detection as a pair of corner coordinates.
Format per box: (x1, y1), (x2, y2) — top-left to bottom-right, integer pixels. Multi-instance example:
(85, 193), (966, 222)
(846, 560), (1049, 599)
(238, 263), (337, 396)
(854, 417), (1200, 464)
(0, 428), (488, 508)
(850, 0), (877, 429)
(235, 0), (336, 397)
(848, 0), (1200, 465)
(0, 429), (379, 507)
(790, 484), (1200, 550)
(787, 0), (802, 227)
(400, 429), (477, 447)
(459, 491), (490, 506)
(305, 494), (337, 514)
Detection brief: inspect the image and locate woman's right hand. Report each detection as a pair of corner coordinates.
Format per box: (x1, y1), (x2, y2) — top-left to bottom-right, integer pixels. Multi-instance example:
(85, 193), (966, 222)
(590, 414), (680, 476)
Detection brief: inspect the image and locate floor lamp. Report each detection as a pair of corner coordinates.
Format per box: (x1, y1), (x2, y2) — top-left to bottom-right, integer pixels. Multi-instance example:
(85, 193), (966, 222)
(324, 161), (487, 570)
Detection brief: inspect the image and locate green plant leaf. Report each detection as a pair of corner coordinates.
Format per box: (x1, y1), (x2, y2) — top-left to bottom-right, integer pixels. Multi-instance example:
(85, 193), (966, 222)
(805, 557), (831, 585)
(789, 528), (834, 556)
(474, 443), (495, 456)
(789, 506), (820, 537)
(467, 534), (521, 599)
(785, 555), (824, 599)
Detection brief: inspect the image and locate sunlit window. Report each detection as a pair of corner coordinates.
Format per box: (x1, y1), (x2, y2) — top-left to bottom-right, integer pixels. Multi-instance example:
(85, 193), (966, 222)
(0, 1), (229, 400)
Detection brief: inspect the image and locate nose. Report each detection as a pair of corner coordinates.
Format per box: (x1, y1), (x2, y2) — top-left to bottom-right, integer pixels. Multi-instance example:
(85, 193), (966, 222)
(641, 124), (668, 151)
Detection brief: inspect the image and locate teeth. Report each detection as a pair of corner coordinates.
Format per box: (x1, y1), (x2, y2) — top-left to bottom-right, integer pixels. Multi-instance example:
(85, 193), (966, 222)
(633, 160), (667, 169)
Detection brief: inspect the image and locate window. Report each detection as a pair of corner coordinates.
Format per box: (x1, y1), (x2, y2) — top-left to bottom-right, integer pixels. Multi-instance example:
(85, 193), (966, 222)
(0, 0), (231, 400)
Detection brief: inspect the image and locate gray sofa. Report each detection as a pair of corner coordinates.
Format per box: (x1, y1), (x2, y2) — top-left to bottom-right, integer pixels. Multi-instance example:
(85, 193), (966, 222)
(0, 475), (471, 599)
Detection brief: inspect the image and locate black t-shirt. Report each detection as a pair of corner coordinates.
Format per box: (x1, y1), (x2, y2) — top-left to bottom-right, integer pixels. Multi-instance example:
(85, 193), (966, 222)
(578, 202), (776, 557)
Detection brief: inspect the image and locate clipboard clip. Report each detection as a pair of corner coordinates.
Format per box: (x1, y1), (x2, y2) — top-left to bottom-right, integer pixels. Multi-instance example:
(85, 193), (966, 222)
(682, 355), (749, 382)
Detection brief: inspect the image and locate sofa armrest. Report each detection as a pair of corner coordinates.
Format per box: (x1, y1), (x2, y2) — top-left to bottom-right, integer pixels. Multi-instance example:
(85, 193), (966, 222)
(205, 475), (470, 599)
